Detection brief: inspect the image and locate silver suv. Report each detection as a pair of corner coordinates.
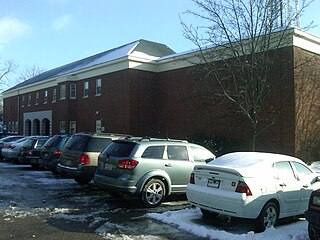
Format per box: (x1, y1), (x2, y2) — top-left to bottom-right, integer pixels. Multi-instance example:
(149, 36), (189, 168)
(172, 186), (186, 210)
(57, 132), (127, 185)
(94, 137), (215, 207)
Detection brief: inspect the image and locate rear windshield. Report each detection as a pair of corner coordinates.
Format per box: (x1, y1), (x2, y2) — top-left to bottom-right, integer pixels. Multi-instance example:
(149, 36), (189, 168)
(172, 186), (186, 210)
(103, 141), (136, 157)
(43, 135), (60, 148)
(64, 135), (90, 151)
(87, 138), (112, 152)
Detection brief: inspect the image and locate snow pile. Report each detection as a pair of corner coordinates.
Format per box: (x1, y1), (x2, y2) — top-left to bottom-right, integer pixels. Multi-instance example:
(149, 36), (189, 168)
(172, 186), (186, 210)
(147, 208), (309, 240)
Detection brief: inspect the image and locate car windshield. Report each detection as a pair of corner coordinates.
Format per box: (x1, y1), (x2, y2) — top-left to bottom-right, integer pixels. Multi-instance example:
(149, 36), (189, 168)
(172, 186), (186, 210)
(104, 141), (136, 157)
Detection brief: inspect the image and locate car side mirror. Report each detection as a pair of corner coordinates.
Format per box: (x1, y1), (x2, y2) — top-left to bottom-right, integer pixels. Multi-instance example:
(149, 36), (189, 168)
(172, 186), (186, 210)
(311, 176), (320, 184)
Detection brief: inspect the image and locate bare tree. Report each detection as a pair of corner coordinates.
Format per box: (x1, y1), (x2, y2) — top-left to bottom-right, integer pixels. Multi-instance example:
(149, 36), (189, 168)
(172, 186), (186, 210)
(181, 0), (313, 150)
(0, 59), (17, 91)
(18, 64), (46, 82)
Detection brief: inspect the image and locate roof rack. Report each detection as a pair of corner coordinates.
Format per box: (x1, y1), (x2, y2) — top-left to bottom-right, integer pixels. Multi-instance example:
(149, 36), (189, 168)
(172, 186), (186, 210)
(138, 136), (188, 143)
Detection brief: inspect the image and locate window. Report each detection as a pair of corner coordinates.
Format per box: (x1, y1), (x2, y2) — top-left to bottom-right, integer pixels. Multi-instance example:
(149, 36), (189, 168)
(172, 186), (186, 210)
(21, 96), (25, 107)
(44, 90), (48, 103)
(60, 84), (66, 99)
(96, 79), (101, 96)
(83, 81), (89, 97)
(60, 121), (66, 133)
(52, 88), (57, 102)
(70, 83), (76, 99)
(15, 121), (18, 133)
(291, 162), (313, 180)
(142, 146), (165, 159)
(69, 121), (76, 134)
(96, 120), (102, 132)
(35, 92), (39, 105)
(167, 146), (189, 160)
(274, 161), (296, 181)
(190, 146), (214, 162)
(28, 94), (32, 106)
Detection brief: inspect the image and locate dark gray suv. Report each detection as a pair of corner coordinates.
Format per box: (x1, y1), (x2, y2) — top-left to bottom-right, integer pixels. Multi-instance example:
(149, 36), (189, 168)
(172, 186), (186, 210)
(57, 132), (127, 185)
(94, 137), (215, 207)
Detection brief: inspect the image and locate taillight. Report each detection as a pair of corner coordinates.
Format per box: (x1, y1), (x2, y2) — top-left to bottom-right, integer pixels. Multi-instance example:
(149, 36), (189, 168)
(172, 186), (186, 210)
(235, 181), (252, 196)
(189, 173), (195, 184)
(80, 154), (90, 165)
(117, 159), (138, 170)
(54, 150), (61, 157)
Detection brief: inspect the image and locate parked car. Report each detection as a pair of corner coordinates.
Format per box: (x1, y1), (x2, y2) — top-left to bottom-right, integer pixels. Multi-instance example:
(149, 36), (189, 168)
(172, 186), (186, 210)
(94, 136), (215, 207)
(305, 188), (320, 240)
(17, 136), (50, 168)
(1, 136), (33, 162)
(186, 152), (320, 232)
(57, 132), (127, 185)
(39, 134), (71, 173)
(0, 135), (24, 160)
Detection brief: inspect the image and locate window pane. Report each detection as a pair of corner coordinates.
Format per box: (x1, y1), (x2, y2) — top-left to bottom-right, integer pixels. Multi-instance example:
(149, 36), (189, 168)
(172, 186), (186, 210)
(190, 146), (213, 162)
(142, 146), (165, 159)
(274, 161), (296, 180)
(167, 145), (189, 160)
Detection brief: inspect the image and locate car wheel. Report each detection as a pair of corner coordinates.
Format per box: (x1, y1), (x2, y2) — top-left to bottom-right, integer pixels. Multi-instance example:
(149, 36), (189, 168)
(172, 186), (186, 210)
(308, 223), (320, 240)
(254, 201), (279, 232)
(200, 208), (219, 218)
(141, 178), (166, 208)
(74, 178), (91, 185)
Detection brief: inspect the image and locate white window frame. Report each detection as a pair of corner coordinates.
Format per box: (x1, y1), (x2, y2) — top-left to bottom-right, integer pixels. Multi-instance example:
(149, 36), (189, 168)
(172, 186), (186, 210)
(44, 90), (48, 103)
(60, 121), (66, 133)
(21, 95), (25, 107)
(52, 88), (57, 102)
(60, 84), (66, 100)
(83, 81), (89, 97)
(69, 121), (76, 134)
(96, 79), (101, 96)
(28, 94), (31, 106)
(96, 120), (102, 133)
(70, 83), (76, 99)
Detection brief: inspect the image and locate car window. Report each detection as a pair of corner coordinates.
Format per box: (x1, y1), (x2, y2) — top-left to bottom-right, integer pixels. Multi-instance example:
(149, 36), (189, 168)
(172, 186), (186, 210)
(64, 135), (90, 151)
(104, 141), (136, 157)
(43, 135), (60, 148)
(57, 137), (70, 149)
(190, 146), (213, 162)
(274, 161), (296, 181)
(23, 139), (35, 148)
(87, 138), (112, 152)
(141, 146), (165, 159)
(35, 139), (48, 149)
(291, 162), (313, 179)
(167, 145), (189, 160)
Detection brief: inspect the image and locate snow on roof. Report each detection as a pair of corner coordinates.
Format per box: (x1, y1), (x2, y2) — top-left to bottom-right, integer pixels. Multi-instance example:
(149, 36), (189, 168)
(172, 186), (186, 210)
(5, 39), (175, 92)
(206, 152), (303, 177)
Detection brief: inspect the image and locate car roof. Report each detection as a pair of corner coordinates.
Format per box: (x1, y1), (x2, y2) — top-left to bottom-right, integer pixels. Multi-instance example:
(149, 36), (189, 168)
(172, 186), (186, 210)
(114, 136), (188, 144)
(206, 152), (306, 177)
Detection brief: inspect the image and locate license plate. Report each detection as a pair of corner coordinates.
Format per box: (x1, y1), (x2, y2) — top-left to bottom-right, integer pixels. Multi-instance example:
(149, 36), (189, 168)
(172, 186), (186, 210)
(207, 178), (220, 188)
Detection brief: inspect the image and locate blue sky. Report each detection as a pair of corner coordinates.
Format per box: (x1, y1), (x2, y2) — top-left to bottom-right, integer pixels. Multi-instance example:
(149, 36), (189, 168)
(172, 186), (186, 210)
(0, 0), (319, 76)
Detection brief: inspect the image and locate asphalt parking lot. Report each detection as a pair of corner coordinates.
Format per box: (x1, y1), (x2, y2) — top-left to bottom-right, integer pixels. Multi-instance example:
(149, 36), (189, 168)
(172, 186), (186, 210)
(0, 161), (206, 240)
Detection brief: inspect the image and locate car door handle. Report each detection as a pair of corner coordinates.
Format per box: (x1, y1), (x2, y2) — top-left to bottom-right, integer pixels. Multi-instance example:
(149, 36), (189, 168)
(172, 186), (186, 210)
(303, 184), (308, 188)
(165, 163), (172, 167)
(279, 183), (286, 187)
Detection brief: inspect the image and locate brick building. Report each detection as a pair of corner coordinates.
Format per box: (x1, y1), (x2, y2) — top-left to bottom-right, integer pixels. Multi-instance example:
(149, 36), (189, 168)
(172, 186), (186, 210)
(2, 29), (320, 160)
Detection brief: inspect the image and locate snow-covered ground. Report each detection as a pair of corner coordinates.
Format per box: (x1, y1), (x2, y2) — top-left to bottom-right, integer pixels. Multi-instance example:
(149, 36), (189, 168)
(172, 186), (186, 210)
(0, 162), (311, 239)
(147, 208), (309, 240)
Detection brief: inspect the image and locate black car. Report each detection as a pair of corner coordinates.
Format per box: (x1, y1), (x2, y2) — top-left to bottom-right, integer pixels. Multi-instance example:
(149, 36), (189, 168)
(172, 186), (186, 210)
(17, 136), (49, 168)
(39, 134), (71, 173)
(305, 188), (320, 240)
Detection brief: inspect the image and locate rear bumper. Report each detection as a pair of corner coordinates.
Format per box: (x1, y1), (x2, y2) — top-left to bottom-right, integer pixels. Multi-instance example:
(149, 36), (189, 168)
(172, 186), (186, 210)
(57, 163), (96, 179)
(94, 173), (137, 194)
(186, 184), (262, 219)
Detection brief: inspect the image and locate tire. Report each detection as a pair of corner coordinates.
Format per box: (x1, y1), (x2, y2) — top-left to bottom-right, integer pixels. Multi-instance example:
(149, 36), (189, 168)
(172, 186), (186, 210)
(254, 201), (279, 232)
(200, 208), (219, 218)
(308, 223), (320, 240)
(141, 178), (166, 208)
(74, 177), (92, 185)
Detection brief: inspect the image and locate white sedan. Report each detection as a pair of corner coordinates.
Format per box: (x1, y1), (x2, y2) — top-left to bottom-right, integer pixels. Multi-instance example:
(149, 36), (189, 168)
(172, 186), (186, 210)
(186, 152), (320, 232)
